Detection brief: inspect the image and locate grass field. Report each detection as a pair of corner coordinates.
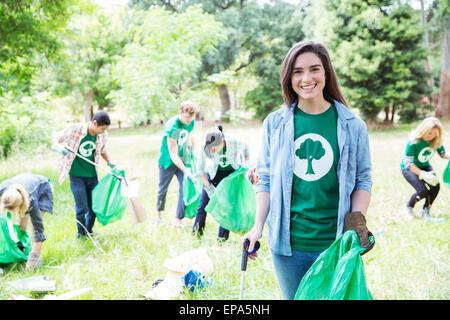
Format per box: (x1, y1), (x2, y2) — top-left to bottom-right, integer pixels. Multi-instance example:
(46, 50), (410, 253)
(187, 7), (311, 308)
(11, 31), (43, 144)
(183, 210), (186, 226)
(0, 120), (449, 300)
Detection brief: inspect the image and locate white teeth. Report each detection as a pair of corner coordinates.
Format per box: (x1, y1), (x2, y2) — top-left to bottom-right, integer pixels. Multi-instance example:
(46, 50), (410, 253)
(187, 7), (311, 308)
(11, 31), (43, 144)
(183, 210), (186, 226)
(301, 84), (316, 89)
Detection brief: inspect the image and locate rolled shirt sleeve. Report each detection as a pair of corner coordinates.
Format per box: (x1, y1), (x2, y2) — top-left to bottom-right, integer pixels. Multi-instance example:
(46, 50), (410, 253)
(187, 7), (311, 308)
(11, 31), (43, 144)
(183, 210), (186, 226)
(354, 121), (372, 193)
(256, 117), (271, 193)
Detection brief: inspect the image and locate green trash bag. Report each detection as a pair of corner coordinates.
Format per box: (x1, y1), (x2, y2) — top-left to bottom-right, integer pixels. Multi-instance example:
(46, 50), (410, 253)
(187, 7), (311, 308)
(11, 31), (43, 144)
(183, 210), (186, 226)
(0, 212), (32, 264)
(295, 230), (374, 300)
(443, 160), (450, 188)
(183, 166), (202, 219)
(92, 167), (127, 226)
(205, 167), (256, 233)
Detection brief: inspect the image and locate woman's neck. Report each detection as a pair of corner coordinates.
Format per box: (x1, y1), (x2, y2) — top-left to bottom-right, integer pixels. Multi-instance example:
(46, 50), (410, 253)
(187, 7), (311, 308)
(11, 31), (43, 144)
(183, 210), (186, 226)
(297, 96), (330, 114)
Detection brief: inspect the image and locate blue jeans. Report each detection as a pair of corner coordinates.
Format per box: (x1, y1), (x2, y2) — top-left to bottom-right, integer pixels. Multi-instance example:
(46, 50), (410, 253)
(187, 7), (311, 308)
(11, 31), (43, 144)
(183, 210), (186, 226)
(156, 164), (185, 219)
(69, 175), (98, 236)
(192, 169), (234, 240)
(401, 165), (440, 208)
(271, 249), (322, 300)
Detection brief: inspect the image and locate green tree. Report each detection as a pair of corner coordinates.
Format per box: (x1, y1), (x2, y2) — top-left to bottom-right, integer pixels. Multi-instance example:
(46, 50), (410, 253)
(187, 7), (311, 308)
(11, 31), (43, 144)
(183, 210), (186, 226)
(37, 8), (127, 121)
(0, 0), (84, 96)
(0, 92), (54, 157)
(296, 139), (325, 175)
(130, 0), (278, 121)
(244, 0), (305, 119)
(305, 0), (429, 123)
(199, 1), (269, 121)
(107, 6), (226, 123)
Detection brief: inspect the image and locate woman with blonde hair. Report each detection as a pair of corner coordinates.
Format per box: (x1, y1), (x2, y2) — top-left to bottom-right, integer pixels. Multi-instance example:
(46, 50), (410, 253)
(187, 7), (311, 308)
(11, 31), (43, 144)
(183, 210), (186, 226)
(0, 172), (54, 270)
(401, 117), (450, 219)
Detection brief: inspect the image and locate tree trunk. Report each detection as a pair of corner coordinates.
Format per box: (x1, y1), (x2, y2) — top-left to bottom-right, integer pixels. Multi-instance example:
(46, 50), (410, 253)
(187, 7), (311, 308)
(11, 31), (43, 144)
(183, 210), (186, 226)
(438, 21), (450, 120)
(84, 88), (94, 122)
(384, 106), (390, 122)
(390, 104), (396, 122)
(420, 0), (435, 90)
(420, 0), (438, 115)
(217, 84), (231, 122)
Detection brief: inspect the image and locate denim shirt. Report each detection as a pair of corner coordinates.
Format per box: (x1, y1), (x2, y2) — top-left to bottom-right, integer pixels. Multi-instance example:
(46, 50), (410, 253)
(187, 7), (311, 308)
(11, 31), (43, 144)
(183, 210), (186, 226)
(196, 136), (250, 180)
(256, 100), (372, 256)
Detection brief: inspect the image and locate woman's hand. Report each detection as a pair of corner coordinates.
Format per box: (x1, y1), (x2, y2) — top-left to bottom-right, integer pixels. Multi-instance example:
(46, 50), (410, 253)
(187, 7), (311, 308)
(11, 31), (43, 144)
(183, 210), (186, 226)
(241, 226), (263, 260)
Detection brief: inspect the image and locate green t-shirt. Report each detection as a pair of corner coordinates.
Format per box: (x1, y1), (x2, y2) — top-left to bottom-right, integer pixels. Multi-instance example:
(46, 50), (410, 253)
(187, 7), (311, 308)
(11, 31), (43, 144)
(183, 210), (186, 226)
(158, 116), (195, 169)
(69, 132), (97, 177)
(290, 103), (340, 252)
(217, 145), (234, 171)
(400, 139), (445, 170)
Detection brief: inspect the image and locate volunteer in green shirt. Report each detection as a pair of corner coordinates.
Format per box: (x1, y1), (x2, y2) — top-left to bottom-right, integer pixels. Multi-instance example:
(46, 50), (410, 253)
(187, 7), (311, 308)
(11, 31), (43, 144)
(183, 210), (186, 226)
(242, 41), (374, 300)
(401, 117), (450, 219)
(52, 110), (116, 239)
(192, 125), (250, 241)
(156, 101), (197, 228)
(290, 102), (340, 252)
(69, 132), (98, 178)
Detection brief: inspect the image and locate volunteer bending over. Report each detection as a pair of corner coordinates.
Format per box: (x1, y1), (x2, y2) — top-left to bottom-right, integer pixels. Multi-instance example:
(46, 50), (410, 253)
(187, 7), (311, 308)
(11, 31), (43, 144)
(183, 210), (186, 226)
(192, 125), (249, 241)
(401, 117), (450, 219)
(0, 173), (54, 270)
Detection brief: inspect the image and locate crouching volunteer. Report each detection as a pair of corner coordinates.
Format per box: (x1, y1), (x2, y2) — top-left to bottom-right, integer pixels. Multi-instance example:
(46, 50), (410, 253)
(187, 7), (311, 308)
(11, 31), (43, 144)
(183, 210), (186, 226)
(192, 125), (250, 241)
(52, 110), (116, 239)
(241, 40), (374, 300)
(0, 173), (54, 270)
(156, 101), (197, 228)
(401, 117), (450, 219)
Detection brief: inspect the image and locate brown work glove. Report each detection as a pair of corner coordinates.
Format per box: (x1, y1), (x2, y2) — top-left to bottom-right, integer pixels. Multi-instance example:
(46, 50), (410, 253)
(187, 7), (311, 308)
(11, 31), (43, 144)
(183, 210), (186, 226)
(343, 211), (375, 255)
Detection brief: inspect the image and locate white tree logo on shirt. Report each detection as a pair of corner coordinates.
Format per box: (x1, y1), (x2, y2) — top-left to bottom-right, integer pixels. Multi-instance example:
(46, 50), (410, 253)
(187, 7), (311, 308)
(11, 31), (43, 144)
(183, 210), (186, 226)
(177, 129), (188, 147)
(294, 133), (333, 181)
(418, 147), (434, 163)
(79, 141), (96, 157)
(218, 153), (229, 168)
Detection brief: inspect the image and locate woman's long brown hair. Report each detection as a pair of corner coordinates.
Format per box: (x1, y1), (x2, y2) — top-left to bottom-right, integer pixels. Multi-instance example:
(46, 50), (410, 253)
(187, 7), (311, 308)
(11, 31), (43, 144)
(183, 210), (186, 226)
(280, 40), (348, 108)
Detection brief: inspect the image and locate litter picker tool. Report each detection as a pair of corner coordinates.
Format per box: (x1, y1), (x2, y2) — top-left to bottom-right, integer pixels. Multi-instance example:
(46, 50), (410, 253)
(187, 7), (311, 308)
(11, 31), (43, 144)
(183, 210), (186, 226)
(61, 146), (124, 182)
(239, 239), (260, 300)
(51, 145), (147, 223)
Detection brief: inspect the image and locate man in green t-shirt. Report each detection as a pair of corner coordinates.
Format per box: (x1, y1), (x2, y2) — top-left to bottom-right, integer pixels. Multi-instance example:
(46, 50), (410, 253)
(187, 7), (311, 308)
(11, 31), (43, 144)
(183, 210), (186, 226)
(156, 101), (197, 227)
(52, 110), (116, 239)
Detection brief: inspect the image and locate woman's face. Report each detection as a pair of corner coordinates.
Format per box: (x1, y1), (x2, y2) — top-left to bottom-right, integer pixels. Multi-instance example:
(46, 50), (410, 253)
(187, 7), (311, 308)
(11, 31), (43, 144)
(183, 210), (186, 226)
(291, 52), (326, 101)
(423, 128), (439, 142)
(4, 204), (19, 215)
(211, 141), (225, 154)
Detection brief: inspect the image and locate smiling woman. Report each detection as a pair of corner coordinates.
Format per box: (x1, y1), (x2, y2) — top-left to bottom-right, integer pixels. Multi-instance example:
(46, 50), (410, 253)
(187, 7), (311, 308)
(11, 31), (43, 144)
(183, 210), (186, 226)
(280, 41), (348, 114)
(242, 40), (374, 300)
(291, 53), (326, 105)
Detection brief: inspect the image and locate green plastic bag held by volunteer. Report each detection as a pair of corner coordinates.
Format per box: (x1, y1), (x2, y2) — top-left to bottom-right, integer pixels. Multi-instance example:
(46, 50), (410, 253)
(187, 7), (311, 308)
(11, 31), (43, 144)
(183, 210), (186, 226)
(183, 169), (202, 219)
(443, 160), (450, 188)
(183, 152), (202, 219)
(0, 212), (32, 264)
(205, 167), (256, 233)
(295, 230), (374, 300)
(92, 167), (127, 226)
